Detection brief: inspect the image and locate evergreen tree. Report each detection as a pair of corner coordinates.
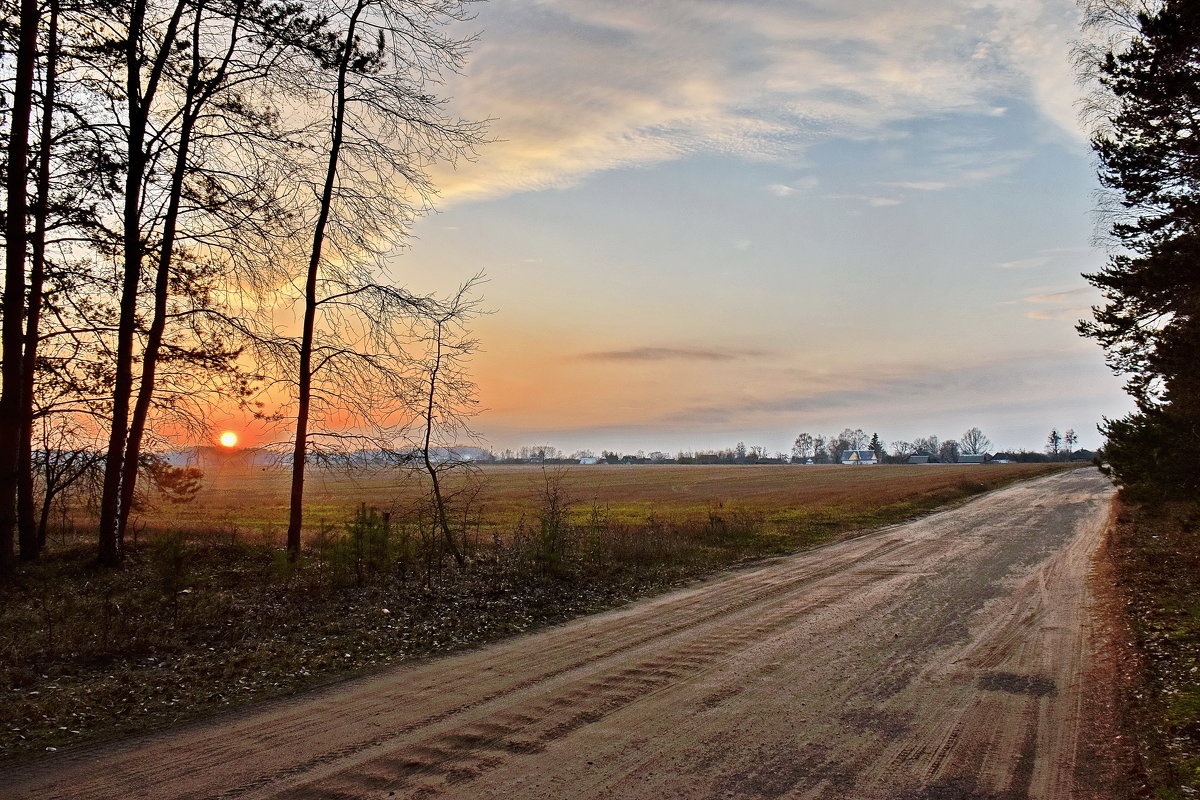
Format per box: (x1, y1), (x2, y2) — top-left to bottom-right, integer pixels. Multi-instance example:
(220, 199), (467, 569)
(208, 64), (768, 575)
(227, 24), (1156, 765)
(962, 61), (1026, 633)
(869, 432), (886, 461)
(1047, 429), (1062, 459)
(1079, 0), (1200, 497)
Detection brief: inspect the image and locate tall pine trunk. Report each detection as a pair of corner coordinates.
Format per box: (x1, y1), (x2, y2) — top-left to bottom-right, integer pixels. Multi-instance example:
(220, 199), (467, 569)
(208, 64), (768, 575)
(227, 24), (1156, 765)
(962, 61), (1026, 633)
(97, 0), (186, 565)
(0, 0), (40, 573)
(118, 1), (232, 546)
(18, 0), (60, 561)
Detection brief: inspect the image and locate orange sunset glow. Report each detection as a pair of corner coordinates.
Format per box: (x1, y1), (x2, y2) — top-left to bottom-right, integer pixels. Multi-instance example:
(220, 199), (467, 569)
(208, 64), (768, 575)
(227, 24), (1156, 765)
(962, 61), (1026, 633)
(219, 431), (238, 448)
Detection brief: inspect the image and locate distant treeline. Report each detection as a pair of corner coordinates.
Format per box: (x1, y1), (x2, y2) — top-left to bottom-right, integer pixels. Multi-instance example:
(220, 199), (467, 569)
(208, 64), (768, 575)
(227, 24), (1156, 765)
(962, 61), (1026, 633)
(481, 430), (1099, 466)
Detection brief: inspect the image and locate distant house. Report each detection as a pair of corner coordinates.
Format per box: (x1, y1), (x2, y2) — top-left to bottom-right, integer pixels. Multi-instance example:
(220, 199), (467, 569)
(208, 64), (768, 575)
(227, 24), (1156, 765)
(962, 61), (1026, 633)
(578, 457), (601, 465)
(841, 450), (878, 465)
(959, 453), (989, 464)
(907, 454), (931, 465)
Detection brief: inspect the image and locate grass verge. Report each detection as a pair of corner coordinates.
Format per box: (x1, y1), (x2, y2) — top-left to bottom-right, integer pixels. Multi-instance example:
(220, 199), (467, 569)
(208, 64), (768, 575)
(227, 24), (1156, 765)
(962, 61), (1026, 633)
(1108, 495), (1200, 798)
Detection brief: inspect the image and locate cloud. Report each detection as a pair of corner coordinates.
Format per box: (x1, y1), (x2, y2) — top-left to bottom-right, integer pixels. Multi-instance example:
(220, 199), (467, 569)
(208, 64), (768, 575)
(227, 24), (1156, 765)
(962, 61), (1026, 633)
(888, 180), (952, 192)
(433, 0), (1089, 204)
(995, 246), (1096, 271)
(581, 346), (770, 362)
(827, 193), (902, 207)
(1024, 288), (1092, 303)
(651, 346), (1117, 436)
(1022, 286), (1097, 322)
(766, 176), (820, 196)
(998, 256), (1051, 270)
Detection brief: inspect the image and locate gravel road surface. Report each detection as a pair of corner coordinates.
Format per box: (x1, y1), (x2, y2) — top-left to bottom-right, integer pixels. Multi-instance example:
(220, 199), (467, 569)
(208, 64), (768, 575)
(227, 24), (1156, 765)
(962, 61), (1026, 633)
(2, 468), (1116, 799)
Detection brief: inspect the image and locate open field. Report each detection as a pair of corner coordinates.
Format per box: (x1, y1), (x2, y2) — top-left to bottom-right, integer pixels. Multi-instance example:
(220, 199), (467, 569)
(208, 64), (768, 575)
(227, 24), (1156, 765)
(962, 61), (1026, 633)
(133, 461), (1072, 541)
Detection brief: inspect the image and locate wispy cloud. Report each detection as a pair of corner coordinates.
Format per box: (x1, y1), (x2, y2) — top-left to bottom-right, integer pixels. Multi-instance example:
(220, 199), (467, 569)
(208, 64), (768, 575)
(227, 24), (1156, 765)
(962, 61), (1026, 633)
(996, 246), (1094, 270)
(1022, 287), (1096, 322)
(581, 346), (770, 362)
(433, 0), (1087, 204)
(827, 193), (903, 207)
(652, 347), (1115, 435)
(887, 180), (952, 192)
(880, 157), (1024, 196)
(766, 176), (820, 197)
(998, 256), (1051, 270)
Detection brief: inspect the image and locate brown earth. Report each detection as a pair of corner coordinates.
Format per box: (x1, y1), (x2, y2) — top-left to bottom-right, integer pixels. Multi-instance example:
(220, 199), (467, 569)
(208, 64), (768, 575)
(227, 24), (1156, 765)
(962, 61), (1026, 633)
(1, 468), (1118, 799)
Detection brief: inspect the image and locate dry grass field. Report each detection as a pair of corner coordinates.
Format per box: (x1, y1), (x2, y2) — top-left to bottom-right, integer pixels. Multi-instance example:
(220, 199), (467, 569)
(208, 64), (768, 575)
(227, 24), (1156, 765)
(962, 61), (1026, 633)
(134, 460), (1070, 543)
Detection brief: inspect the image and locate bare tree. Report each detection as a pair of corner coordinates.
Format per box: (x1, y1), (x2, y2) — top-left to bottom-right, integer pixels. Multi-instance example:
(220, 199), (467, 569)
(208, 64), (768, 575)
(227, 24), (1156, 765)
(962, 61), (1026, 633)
(791, 432), (815, 462)
(94, 0), (191, 565)
(115, 0), (311, 550)
(284, 0), (483, 559)
(960, 427), (992, 455)
(1064, 429), (1078, 458)
(414, 278), (483, 568)
(913, 435), (940, 457)
(838, 428), (868, 450)
(827, 433), (851, 463)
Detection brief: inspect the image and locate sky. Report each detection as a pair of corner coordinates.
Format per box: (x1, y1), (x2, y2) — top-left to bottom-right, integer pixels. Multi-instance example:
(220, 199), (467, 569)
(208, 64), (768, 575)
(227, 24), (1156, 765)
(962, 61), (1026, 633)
(380, 0), (1134, 456)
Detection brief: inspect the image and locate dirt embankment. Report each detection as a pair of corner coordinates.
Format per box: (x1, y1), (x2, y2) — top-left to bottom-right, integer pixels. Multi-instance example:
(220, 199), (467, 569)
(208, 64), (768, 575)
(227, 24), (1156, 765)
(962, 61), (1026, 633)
(2, 469), (1117, 799)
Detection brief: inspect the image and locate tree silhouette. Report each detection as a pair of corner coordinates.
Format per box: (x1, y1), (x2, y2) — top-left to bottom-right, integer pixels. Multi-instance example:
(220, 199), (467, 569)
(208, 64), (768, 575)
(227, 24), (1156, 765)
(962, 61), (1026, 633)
(1078, 0), (1200, 496)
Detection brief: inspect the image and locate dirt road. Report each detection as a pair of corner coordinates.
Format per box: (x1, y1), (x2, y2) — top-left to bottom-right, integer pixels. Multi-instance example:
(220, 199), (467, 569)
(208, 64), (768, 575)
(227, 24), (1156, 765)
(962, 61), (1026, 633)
(2, 468), (1116, 799)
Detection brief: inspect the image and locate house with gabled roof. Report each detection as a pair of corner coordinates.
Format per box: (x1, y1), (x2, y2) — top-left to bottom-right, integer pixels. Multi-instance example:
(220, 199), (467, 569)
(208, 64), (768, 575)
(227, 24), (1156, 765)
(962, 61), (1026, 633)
(840, 449), (878, 465)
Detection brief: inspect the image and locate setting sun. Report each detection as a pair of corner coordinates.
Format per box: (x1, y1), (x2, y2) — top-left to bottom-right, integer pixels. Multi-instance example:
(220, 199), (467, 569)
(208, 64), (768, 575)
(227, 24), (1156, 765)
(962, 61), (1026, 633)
(219, 431), (238, 448)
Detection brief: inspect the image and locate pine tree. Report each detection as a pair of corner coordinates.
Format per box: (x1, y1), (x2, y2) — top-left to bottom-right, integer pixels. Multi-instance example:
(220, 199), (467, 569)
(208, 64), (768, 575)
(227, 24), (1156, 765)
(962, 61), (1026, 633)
(869, 432), (885, 461)
(1079, 0), (1200, 497)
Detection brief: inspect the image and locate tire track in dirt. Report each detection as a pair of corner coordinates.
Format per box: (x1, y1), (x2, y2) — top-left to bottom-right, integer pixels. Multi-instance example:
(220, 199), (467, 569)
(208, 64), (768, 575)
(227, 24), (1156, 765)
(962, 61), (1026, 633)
(1, 469), (1116, 800)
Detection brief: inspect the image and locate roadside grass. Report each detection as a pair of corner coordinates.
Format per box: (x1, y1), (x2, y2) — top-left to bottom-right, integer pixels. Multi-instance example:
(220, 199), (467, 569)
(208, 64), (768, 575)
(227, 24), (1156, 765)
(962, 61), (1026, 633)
(1, 463), (1068, 763)
(1109, 496), (1200, 798)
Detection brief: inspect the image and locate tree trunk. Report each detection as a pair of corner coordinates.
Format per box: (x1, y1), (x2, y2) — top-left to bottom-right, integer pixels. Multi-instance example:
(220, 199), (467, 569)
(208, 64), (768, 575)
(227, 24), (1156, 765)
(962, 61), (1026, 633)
(422, 319), (464, 567)
(97, 0), (186, 566)
(0, 0), (39, 573)
(286, 1), (366, 559)
(118, 2), (221, 547)
(18, 0), (59, 561)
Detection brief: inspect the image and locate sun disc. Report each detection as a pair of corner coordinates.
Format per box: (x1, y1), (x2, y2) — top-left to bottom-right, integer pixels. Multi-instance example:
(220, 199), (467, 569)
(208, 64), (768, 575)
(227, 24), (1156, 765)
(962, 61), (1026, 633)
(219, 431), (238, 448)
